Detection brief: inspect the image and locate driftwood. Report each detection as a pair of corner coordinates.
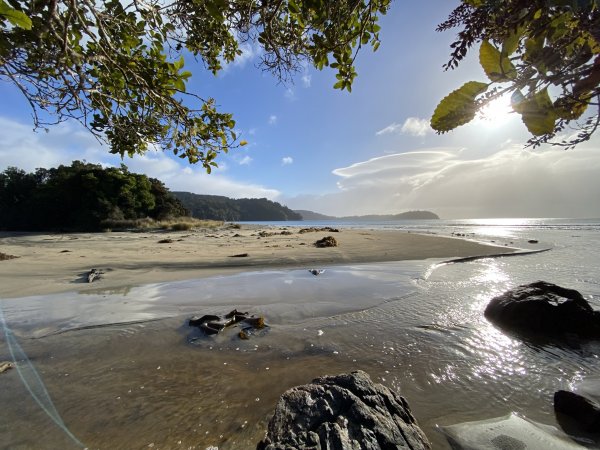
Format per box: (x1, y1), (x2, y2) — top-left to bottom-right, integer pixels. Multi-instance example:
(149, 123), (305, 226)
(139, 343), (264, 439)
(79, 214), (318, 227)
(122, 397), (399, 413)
(0, 362), (14, 374)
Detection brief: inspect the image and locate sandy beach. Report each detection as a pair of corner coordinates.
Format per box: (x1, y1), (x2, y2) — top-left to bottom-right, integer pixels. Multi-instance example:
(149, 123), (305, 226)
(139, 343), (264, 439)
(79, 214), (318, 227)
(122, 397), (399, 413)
(0, 224), (515, 299)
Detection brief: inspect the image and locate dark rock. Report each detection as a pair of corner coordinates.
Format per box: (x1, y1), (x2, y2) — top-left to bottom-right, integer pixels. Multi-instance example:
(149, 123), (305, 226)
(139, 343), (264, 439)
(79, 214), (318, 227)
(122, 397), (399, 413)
(315, 236), (338, 248)
(528, 239), (539, 244)
(87, 268), (103, 283)
(229, 253), (249, 258)
(157, 238), (173, 244)
(309, 269), (325, 276)
(554, 390), (600, 432)
(484, 281), (600, 339)
(256, 370), (431, 450)
(188, 310), (267, 339)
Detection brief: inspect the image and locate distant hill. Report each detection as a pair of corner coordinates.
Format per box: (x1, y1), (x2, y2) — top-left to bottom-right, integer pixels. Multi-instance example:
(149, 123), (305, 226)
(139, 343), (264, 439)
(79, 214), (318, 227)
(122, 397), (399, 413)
(293, 210), (335, 220)
(173, 192), (302, 221)
(294, 210), (440, 221)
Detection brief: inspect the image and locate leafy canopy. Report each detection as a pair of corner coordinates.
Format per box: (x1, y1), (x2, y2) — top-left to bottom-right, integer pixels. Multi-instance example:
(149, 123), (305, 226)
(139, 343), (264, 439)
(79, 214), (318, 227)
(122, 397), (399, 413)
(432, 0), (600, 148)
(0, 0), (390, 169)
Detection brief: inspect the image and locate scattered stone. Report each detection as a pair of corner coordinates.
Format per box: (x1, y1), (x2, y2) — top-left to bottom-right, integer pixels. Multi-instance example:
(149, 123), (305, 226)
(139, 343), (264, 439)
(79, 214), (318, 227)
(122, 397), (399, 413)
(257, 370), (431, 450)
(188, 310), (267, 339)
(528, 239), (539, 244)
(309, 269), (325, 276)
(0, 362), (14, 374)
(314, 236), (338, 248)
(229, 253), (249, 258)
(233, 233), (243, 237)
(484, 281), (600, 339)
(60, 250), (71, 253)
(554, 390), (600, 432)
(87, 268), (103, 283)
(157, 238), (173, 244)
(280, 231), (293, 236)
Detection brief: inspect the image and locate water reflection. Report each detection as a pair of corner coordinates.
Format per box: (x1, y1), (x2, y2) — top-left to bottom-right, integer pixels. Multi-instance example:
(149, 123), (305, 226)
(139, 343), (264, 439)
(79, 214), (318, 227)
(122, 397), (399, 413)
(1, 228), (599, 449)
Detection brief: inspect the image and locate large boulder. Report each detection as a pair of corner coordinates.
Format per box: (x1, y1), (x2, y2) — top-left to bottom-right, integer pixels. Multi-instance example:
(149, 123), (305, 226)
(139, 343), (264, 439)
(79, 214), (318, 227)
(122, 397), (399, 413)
(256, 370), (431, 450)
(554, 390), (600, 433)
(484, 281), (600, 339)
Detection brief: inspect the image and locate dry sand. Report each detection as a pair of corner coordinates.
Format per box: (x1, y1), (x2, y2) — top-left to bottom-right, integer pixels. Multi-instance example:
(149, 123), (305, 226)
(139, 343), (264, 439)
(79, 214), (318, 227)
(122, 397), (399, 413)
(0, 224), (514, 299)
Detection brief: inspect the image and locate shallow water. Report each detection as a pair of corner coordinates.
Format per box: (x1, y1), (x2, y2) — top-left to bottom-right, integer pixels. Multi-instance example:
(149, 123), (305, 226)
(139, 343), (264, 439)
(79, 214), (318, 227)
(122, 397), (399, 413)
(1, 220), (600, 449)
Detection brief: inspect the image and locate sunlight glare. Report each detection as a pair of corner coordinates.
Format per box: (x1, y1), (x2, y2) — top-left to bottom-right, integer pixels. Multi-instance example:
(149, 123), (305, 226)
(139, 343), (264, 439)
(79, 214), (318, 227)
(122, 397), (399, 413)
(476, 95), (513, 127)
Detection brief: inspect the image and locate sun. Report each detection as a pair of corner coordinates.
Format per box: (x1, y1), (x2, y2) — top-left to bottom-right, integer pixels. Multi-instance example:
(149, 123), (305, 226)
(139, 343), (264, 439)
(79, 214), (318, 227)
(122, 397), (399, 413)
(477, 95), (513, 126)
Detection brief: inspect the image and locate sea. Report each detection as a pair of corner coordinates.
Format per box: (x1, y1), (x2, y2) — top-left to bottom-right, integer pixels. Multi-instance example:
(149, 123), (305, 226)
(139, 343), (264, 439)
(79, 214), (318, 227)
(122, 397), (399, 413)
(0, 218), (599, 449)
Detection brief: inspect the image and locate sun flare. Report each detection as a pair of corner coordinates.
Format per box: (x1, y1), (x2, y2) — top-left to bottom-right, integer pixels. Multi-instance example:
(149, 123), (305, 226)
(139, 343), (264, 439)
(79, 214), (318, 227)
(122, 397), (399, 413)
(477, 96), (513, 126)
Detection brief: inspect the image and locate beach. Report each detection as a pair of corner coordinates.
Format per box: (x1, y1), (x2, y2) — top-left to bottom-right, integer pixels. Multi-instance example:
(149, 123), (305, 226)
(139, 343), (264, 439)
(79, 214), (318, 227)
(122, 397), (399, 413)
(0, 224), (514, 299)
(0, 219), (599, 449)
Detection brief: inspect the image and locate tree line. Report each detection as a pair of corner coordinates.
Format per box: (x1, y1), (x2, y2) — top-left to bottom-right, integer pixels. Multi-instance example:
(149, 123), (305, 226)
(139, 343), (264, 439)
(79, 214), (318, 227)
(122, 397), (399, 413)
(0, 161), (187, 231)
(173, 192), (302, 222)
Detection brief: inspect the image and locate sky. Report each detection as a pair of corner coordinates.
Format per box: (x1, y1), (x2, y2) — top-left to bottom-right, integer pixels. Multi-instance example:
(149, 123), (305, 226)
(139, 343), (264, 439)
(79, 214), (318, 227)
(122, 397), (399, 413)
(1, 1), (600, 219)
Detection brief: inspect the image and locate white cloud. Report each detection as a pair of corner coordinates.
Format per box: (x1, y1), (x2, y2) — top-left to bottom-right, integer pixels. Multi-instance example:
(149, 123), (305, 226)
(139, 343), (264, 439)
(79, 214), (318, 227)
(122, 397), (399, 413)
(0, 116), (280, 200)
(282, 156), (293, 165)
(232, 41), (261, 68)
(400, 117), (432, 137)
(375, 123), (402, 136)
(376, 117), (432, 137)
(238, 155), (252, 165)
(286, 145), (600, 219)
(302, 72), (312, 88)
(284, 88), (296, 101)
(268, 115), (277, 125)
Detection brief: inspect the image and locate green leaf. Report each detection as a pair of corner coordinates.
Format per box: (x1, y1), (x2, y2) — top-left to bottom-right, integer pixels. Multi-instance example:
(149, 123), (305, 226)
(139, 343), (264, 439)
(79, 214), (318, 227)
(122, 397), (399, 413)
(518, 89), (556, 136)
(239, 140), (248, 146)
(0, 1), (32, 29)
(502, 27), (522, 56)
(173, 78), (185, 91)
(431, 81), (489, 132)
(479, 40), (516, 81)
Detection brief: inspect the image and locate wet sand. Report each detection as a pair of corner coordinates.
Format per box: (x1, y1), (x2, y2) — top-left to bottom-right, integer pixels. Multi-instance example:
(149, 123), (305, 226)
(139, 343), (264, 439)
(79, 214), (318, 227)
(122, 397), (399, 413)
(0, 225), (511, 298)
(0, 224), (514, 299)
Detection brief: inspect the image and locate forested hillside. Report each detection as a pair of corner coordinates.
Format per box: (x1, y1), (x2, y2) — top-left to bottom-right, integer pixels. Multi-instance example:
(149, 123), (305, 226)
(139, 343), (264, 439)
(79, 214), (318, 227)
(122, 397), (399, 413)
(173, 192), (302, 221)
(0, 162), (187, 231)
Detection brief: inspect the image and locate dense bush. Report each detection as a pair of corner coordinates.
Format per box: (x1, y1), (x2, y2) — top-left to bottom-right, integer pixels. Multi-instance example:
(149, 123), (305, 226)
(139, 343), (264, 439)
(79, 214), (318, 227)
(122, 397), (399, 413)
(173, 192), (302, 221)
(0, 161), (188, 231)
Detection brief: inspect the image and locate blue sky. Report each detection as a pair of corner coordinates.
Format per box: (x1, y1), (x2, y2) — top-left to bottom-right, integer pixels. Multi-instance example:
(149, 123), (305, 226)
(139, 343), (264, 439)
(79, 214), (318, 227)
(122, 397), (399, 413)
(1, 1), (600, 219)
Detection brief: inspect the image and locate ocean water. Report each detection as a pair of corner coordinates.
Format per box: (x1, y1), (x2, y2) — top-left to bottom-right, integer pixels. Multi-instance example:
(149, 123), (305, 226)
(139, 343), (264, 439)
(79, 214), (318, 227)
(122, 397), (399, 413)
(1, 218), (599, 449)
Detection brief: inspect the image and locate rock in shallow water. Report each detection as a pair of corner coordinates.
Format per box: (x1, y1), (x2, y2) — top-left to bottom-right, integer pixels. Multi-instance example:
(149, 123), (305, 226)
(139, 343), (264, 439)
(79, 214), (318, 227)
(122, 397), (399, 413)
(484, 281), (600, 339)
(256, 370), (431, 450)
(554, 390), (600, 433)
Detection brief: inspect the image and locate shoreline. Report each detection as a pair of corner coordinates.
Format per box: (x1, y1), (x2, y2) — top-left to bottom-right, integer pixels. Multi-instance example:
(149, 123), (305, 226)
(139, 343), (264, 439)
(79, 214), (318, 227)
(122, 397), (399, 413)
(0, 224), (516, 299)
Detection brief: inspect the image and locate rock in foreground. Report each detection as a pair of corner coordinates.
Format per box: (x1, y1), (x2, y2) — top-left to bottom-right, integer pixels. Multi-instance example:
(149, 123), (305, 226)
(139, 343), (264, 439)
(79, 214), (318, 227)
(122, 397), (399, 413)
(484, 281), (600, 339)
(554, 390), (600, 433)
(257, 370), (431, 450)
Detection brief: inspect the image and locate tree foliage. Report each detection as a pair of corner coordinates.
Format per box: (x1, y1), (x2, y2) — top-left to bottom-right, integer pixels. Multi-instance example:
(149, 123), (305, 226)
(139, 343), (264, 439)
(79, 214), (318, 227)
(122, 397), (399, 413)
(432, 0), (600, 148)
(173, 191), (302, 221)
(0, 0), (390, 169)
(0, 161), (187, 230)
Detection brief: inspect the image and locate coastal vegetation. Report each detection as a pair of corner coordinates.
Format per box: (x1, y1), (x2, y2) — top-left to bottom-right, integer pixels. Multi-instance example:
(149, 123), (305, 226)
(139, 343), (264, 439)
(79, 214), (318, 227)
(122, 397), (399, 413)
(0, 161), (188, 231)
(0, 163), (309, 230)
(173, 191), (302, 222)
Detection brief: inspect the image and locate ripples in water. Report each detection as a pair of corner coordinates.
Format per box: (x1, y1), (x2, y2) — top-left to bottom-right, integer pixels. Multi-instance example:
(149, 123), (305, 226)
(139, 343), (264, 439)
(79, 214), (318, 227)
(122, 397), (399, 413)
(1, 227), (599, 449)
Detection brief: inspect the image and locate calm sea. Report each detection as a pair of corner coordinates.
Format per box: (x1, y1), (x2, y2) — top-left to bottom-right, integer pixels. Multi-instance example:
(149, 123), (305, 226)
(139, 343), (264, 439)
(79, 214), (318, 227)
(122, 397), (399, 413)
(1, 218), (599, 449)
